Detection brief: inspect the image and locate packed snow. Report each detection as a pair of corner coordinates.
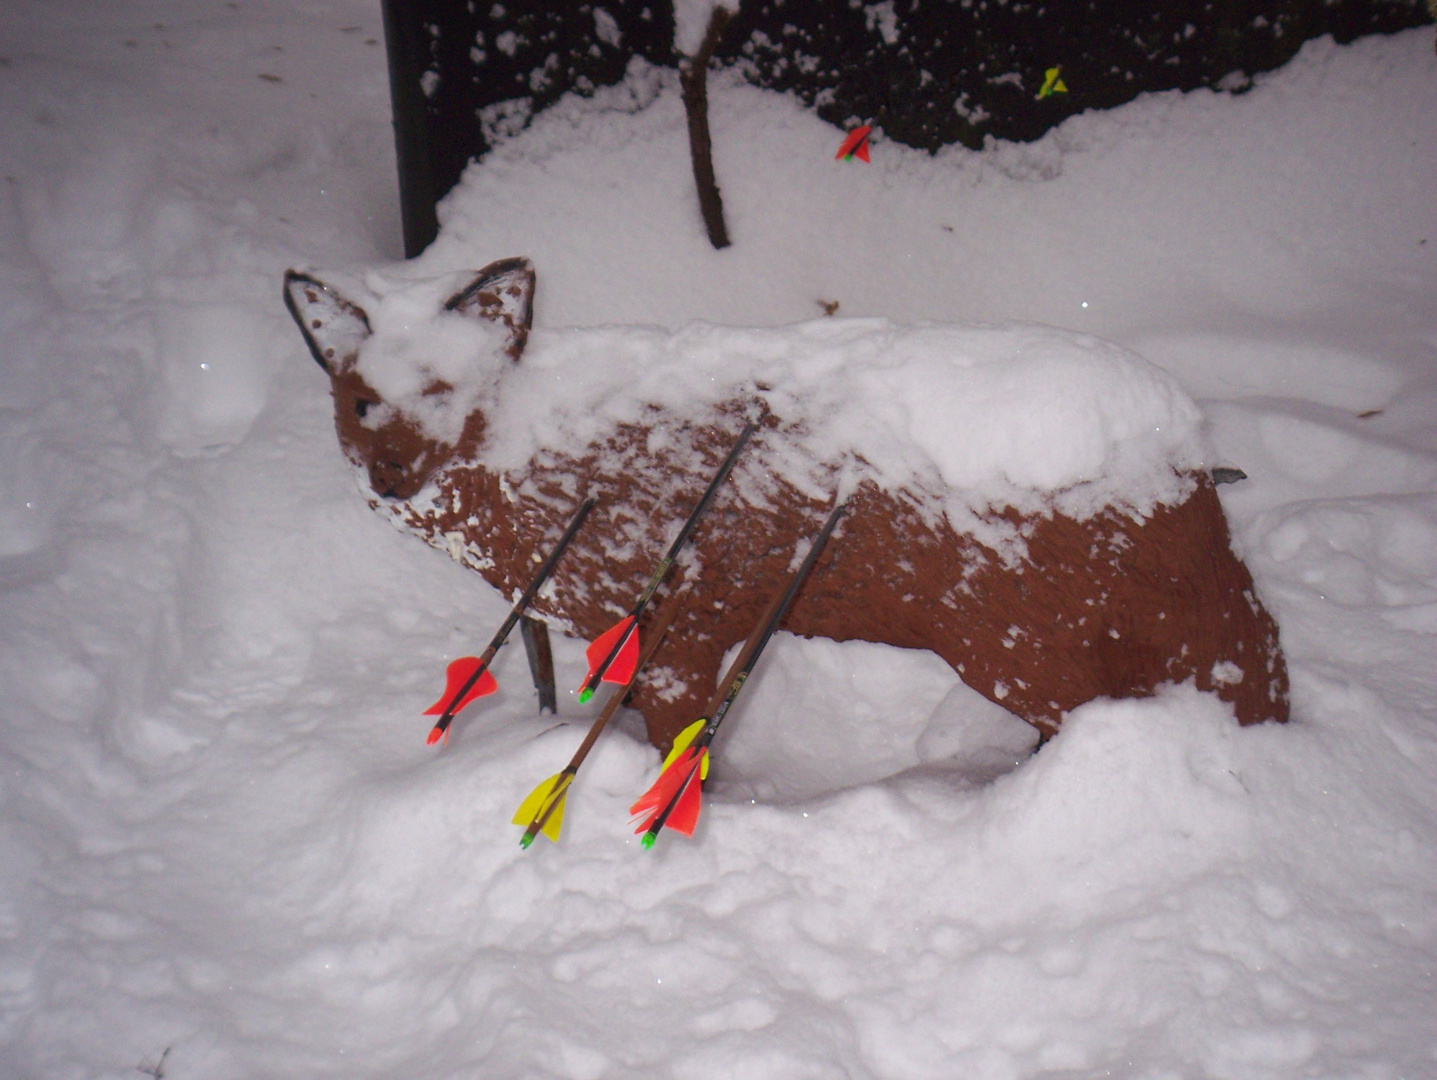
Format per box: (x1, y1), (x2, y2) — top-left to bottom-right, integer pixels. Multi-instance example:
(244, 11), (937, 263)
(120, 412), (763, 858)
(1, 3), (1435, 1079)
(672, 1), (741, 57)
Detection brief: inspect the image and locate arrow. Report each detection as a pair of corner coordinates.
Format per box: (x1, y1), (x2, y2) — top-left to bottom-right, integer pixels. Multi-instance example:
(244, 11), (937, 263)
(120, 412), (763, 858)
(630, 499), (845, 848)
(576, 419), (757, 703)
(581, 616), (640, 696)
(515, 583), (692, 847)
(835, 125), (872, 162)
(424, 497), (596, 744)
(1037, 66), (1068, 99)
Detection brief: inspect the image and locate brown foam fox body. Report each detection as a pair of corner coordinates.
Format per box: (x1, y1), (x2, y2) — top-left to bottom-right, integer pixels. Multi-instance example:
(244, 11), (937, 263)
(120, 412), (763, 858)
(284, 258), (1288, 752)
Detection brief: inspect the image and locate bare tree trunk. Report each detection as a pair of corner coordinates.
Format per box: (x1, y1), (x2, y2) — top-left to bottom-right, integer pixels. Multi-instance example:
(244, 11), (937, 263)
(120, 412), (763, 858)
(680, 7), (731, 250)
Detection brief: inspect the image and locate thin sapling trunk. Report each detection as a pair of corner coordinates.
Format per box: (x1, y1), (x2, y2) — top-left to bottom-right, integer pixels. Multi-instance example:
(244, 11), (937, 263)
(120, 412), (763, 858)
(680, 6), (732, 250)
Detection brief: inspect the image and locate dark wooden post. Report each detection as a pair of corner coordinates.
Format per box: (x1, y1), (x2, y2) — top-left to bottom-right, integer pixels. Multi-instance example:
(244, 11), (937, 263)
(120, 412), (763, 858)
(380, 0), (443, 257)
(520, 615), (557, 714)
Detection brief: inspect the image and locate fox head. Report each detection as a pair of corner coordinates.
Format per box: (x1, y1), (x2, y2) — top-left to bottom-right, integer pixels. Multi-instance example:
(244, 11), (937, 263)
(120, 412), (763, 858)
(283, 258), (535, 500)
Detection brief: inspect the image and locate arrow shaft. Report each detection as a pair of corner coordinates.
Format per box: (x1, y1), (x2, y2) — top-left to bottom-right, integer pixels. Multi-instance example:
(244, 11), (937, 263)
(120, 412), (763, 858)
(696, 500), (845, 753)
(642, 499), (844, 845)
(520, 582), (691, 846)
(581, 420), (756, 695)
(432, 497), (595, 732)
(660, 421), (758, 566)
(569, 585), (690, 774)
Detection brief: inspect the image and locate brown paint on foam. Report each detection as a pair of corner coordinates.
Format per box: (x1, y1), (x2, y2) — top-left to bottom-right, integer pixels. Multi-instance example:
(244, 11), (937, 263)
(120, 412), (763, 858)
(287, 259), (1289, 753)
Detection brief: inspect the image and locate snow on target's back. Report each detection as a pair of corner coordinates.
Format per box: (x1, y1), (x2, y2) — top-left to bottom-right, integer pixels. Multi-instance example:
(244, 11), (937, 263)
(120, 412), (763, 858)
(356, 273), (1208, 524)
(510, 328), (1203, 526)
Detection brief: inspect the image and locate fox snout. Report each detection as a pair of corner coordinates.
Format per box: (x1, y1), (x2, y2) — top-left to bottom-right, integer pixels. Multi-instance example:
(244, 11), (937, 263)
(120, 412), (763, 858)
(368, 458), (418, 500)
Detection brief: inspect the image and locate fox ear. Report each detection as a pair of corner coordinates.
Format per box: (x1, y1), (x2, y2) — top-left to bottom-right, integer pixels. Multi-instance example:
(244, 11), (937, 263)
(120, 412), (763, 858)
(283, 270), (372, 376)
(443, 257), (535, 362)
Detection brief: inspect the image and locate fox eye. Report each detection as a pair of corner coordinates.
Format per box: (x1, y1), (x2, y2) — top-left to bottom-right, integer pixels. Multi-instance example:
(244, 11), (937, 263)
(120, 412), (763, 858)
(354, 398), (373, 418)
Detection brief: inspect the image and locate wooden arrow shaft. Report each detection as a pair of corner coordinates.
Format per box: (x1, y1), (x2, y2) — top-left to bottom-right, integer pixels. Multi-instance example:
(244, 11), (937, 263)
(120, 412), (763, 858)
(432, 497), (595, 732)
(695, 500), (845, 752)
(581, 420), (756, 695)
(521, 582), (692, 845)
(640, 500), (845, 846)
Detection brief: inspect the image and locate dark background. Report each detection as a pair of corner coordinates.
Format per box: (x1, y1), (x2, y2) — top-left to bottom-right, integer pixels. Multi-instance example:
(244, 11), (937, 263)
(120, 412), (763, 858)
(381, 0), (1432, 255)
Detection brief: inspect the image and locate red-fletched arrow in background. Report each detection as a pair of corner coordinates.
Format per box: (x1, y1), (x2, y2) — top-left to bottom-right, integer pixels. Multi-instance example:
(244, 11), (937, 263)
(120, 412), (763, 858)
(836, 125), (872, 162)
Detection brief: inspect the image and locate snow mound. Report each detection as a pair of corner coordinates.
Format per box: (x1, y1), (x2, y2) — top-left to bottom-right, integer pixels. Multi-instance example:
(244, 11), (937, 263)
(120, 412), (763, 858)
(5, 9), (1437, 1078)
(710, 632), (1040, 800)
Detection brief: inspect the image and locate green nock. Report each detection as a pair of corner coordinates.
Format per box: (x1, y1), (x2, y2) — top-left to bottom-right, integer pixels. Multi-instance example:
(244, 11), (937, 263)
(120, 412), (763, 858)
(578, 687), (594, 704)
(641, 832), (656, 850)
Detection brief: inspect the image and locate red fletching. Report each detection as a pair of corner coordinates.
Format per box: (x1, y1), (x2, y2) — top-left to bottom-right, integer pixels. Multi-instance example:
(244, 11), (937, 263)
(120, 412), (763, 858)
(629, 747), (703, 828)
(423, 656), (498, 716)
(836, 125), (872, 162)
(663, 771), (704, 836)
(584, 616), (640, 687)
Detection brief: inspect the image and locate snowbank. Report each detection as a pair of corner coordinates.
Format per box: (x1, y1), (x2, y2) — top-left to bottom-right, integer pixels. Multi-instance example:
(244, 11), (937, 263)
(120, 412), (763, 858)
(1, 4), (1435, 1078)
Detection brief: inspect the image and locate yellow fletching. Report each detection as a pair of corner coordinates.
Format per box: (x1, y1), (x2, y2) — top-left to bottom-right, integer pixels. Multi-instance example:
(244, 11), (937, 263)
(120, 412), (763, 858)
(663, 719), (704, 767)
(663, 718), (710, 780)
(513, 774), (569, 843)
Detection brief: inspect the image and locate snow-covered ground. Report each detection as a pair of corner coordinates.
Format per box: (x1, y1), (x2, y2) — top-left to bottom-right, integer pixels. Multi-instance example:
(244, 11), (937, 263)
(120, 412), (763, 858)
(2, 2), (1436, 1077)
